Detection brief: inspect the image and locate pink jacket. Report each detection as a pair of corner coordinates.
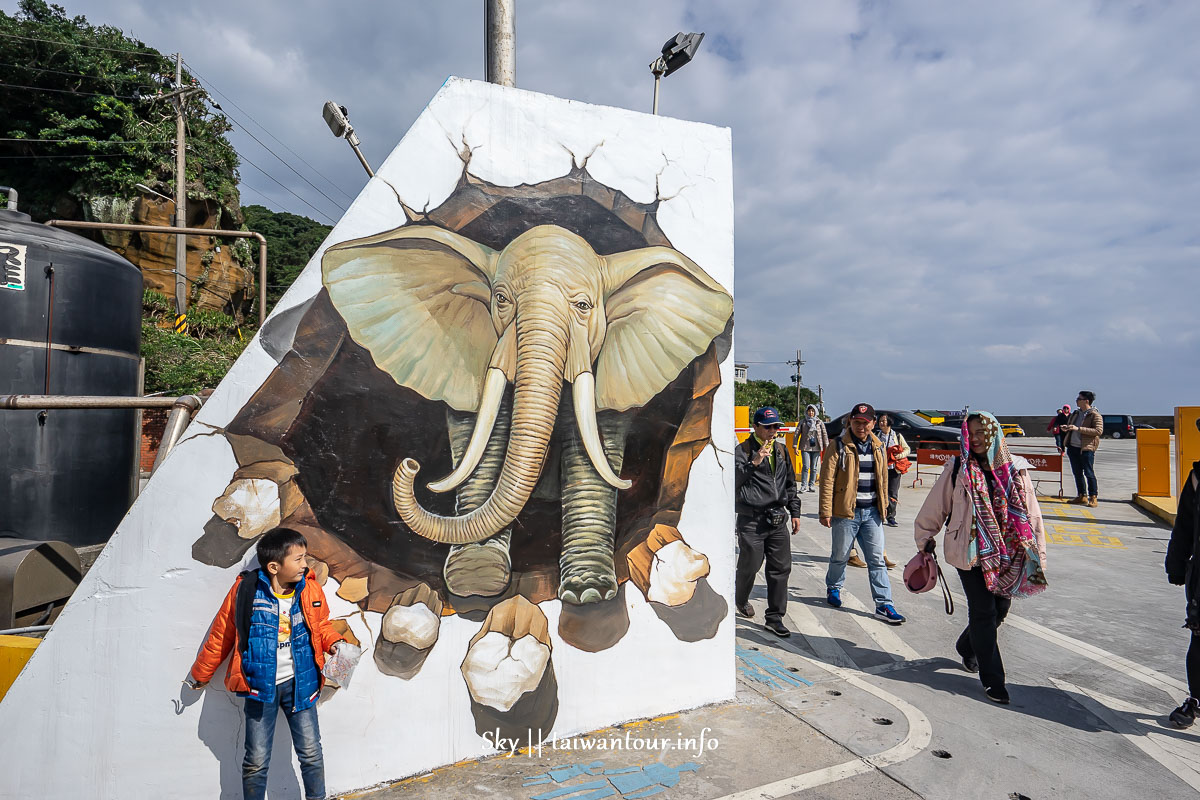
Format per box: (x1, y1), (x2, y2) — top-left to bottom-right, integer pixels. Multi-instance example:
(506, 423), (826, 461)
(913, 457), (1048, 572)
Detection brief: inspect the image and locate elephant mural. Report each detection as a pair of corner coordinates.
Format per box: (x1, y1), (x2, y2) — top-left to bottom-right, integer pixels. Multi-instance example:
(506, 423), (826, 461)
(190, 167), (733, 723)
(321, 223), (732, 604)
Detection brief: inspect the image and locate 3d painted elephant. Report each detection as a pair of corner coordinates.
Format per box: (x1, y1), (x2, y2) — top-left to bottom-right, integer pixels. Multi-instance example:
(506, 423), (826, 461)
(320, 223), (732, 604)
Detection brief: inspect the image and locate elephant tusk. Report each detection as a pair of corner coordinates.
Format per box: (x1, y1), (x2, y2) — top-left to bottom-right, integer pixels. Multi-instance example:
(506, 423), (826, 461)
(572, 372), (632, 490)
(428, 367), (508, 493)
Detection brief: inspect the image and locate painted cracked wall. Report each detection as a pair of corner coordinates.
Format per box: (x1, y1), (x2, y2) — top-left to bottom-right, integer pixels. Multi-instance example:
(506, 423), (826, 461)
(0, 78), (735, 799)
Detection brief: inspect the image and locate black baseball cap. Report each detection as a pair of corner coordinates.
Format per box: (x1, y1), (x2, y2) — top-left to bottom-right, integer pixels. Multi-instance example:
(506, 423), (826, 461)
(849, 403), (876, 421)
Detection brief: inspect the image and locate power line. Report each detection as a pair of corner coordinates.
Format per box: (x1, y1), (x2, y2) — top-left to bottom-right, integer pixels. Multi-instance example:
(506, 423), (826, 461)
(0, 80), (141, 100)
(0, 138), (170, 144)
(0, 60), (157, 82)
(184, 60), (355, 205)
(0, 30), (165, 59)
(237, 150), (337, 225)
(0, 153), (136, 159)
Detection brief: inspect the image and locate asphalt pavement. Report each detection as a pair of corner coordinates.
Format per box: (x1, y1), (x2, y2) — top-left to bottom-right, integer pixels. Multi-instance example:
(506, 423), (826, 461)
(354, 437), (1196, 800)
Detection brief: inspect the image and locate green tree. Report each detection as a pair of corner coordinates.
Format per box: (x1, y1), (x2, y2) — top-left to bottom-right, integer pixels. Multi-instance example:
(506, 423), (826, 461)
(242, 205), (332, 305)
(735, 379), (821, 422)
(0, 0), (240, 221)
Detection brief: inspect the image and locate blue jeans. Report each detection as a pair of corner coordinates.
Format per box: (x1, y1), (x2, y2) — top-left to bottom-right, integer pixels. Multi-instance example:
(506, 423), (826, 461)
(1066, 446), (1097, 496)
(800, 450), (819, 486)
(243, 678), (326, 800)
(826, 506), (893, 606)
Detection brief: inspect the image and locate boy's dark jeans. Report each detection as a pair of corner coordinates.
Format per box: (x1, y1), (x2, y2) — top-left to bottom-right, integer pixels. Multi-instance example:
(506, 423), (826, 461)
(955, 567), (1012, 691)
(243, 678), (325, 800)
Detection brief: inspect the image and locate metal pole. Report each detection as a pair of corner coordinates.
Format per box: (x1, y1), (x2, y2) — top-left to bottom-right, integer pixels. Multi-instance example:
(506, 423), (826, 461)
(0, 184), (17, 211)
(652, 72), (661, 115)
(151, 396), (202, 471)
(346, 133), (375, 178)
(174, 54), (188, 317)
(818, 385), (824, 419)
(795, 349), (802, 423)
(45, 221), (269, 329)
(0, 395), (201, 410)
(485, 0), (516, 87)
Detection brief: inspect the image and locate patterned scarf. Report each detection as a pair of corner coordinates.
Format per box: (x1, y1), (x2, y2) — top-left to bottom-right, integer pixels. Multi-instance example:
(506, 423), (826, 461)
(959, 412), (1047, 598)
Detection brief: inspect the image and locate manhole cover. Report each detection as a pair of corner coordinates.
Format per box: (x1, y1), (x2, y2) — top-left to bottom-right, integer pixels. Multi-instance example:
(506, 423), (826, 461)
(872, 717), (894, 726)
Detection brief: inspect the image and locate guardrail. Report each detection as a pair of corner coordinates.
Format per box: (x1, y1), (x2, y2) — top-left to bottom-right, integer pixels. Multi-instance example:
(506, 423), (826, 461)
(910, 446), (1064, 497)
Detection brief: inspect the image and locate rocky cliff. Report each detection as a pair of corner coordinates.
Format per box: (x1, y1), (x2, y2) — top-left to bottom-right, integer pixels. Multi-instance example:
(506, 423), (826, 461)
(85, 188), (256, 318)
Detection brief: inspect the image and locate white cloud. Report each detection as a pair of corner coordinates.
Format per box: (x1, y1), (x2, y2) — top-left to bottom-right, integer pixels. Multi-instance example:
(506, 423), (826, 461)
(14, 0), (1198, 413)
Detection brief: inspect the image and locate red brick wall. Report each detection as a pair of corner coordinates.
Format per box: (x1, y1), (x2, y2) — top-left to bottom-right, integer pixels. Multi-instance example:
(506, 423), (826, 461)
(140, 409), (169, 472)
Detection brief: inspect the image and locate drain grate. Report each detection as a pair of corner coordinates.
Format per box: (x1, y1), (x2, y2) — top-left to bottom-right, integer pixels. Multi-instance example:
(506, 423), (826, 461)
(872, 717), (894, 726)
(931, 750), (952, 759)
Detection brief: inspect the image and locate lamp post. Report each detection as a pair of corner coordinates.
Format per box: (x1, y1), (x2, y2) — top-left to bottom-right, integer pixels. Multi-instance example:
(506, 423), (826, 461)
(649, 31), (704, 115)
(322, 102), (374, 178)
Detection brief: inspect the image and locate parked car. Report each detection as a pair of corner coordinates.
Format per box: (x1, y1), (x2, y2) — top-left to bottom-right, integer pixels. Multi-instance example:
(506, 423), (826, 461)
(939, 416), (1023, 438)
(1102, 414), (1136, 439)
(825, 409), (961, 450)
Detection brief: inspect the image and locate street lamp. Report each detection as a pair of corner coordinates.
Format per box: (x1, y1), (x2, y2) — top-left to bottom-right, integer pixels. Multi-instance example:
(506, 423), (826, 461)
(650, 31), (704, 115)
(322, 101), (375, 178)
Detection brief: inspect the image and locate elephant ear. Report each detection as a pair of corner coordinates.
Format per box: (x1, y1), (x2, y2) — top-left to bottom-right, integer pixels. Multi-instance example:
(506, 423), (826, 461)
(322, 225), (498, 412)
(596, 247), (733, 411)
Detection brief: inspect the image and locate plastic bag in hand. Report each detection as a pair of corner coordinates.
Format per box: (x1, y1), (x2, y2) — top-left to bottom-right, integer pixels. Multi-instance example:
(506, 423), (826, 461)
(321, 642), (363, 689)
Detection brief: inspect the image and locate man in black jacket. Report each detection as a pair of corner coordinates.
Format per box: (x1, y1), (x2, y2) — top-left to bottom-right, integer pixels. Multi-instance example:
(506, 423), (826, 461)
(1165, 417), (1200, 727)
(735, 406), (803, 637)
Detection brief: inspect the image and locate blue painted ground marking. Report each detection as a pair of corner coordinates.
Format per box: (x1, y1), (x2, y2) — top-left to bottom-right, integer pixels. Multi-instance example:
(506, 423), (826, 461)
(525, 761), (701, 799)
(736, 644), (813, 689)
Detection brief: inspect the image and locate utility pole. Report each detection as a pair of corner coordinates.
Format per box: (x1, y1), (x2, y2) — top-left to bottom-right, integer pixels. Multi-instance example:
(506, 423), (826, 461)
(791, 349), (805, 422)
(485, 0), (516, 87)
(173, 53), (187, 317)
(818, 384), (825, 419)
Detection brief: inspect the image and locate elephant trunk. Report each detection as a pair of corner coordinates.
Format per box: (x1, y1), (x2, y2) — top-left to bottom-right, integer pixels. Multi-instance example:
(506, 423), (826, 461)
(393, 298), (568, 545)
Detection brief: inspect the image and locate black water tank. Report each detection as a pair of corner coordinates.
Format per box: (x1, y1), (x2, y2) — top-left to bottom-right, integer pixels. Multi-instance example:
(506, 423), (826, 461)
(0, 208), (143, 546)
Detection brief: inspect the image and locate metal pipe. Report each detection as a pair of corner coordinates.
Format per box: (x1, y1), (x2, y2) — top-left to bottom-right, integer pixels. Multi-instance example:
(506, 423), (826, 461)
(174, 53), (188, 316)
(151, 396), (203, 471)
(0, 626), (52, 636)
(45, 220), (269, 329)
(485, 0), (516, 87)
(0, 394), (201, 410)
(0, 184), (17, 211)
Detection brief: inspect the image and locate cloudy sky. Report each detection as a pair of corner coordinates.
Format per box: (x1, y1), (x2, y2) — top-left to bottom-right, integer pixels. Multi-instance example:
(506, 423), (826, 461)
(16, 0), (1199, 414)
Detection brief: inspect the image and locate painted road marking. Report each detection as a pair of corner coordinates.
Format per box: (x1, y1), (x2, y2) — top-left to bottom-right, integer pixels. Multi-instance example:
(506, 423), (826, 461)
(1045, 501), (1125, 548)
(1051, 678), (1200, 792)
(712, 649), (933, 800)
(736, 644), (813, 689)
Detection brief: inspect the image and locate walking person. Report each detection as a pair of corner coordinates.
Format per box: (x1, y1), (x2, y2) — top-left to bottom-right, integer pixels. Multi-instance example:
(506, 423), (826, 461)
(735, 406), (803, 637)
(914, 412), (1048, 704)
(1063, 390), (1104, 506)
(1048, 405), (1071, 454)
(794, 403), (828, 493)
(819, 403), (906, 625)
(875, 413), (911, 528)
(1164, 418), (1200, 727)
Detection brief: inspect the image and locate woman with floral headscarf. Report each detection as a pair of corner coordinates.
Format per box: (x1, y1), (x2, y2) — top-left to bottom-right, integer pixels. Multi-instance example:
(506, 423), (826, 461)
(914, 411), (1048, 704)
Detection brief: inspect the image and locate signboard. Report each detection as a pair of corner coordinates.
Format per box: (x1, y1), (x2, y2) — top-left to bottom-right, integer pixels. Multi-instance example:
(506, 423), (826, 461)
(0, 242), (27, 291)
(916, 448), (957, 466)
(1013, 451), (1062, 473)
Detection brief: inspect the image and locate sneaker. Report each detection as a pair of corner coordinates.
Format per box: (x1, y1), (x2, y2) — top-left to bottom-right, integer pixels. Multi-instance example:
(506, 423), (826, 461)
(1170, 697), (1198, 728)
(875, 603), (905, 625)
(886, 519), (899, 528)
(847, 552), (868, 569)
(826, 588), (842, 608)
(962, 655), (979, 674)
(985, 685), (1010, 705)
(736, 602), (755, 619)
(764, 620), (791, 638)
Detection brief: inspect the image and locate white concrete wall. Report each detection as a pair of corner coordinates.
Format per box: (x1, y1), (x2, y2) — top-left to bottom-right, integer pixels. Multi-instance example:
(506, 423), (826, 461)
(0, 77), (735, 799)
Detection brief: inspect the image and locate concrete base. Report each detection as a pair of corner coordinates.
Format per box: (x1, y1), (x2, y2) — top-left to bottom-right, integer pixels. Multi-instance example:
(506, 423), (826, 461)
(1133, 493), (1177, 526)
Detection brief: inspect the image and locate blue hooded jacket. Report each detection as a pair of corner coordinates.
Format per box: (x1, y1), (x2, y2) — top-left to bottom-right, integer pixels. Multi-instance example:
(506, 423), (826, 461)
(239, 569), (321, 710)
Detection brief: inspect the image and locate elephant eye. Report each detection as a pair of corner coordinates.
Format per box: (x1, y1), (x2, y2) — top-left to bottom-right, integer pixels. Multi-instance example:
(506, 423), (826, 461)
(494, 292), (510, 306)
(573, 300), (593, 312)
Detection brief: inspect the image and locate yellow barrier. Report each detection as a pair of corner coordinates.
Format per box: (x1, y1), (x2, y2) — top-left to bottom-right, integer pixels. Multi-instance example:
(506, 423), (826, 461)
(1137, 428), (1172, 498)
(0, 635), (39, 701)
(734, 405), (749, 430)
(1177, 407), (1200, 498)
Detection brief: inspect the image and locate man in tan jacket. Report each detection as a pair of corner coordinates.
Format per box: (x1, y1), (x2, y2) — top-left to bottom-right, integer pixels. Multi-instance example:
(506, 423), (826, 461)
(1063, 390), (1104, 506)
(819, 403), (905, 625)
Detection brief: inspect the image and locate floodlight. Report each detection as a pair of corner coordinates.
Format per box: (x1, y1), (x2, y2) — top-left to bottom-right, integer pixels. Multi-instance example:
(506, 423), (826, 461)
(321, 100), (374, 178)
(649, 31), (704, 114)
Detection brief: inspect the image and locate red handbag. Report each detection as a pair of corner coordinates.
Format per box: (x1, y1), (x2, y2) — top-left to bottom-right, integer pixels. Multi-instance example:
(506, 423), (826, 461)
(903, 544), (953, 614)
(888, 444), (911, 474)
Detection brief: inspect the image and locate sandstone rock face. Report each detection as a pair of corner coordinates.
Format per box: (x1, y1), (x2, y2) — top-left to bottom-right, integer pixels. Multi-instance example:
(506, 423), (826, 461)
(87, 192), (255, 316)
